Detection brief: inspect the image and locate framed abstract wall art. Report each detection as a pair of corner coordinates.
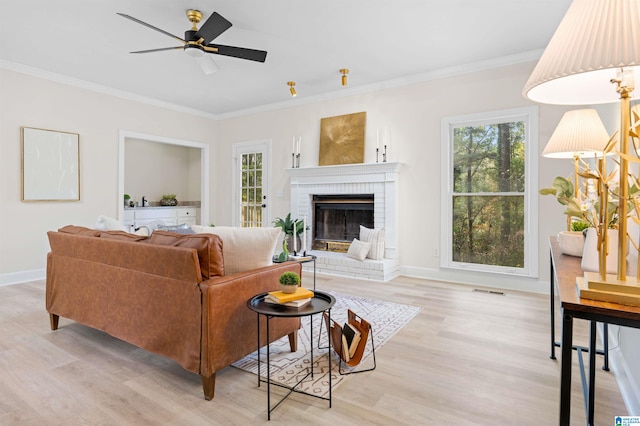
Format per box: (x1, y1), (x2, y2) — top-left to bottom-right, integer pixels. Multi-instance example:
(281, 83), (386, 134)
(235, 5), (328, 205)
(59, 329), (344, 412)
(21, 126), (80, 201)
(319, 111), (366, 166)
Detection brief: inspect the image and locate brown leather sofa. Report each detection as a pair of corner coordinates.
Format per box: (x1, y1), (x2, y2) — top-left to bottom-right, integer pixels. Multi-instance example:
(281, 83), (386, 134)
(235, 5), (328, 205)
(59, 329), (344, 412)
(46, 226), (301, 400)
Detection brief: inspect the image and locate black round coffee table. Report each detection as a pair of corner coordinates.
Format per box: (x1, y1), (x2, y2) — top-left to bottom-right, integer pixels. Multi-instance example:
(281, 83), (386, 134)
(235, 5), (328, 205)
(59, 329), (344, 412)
(247, 290), (336, 420)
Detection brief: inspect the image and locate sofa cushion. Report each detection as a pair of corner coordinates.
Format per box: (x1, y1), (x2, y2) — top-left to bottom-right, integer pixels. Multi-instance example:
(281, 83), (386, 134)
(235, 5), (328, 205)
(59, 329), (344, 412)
(58, 225), (102, 237)
(191, 225), (279, 275)
(146, 231), (224, 279)
(100, 231), (149, 242)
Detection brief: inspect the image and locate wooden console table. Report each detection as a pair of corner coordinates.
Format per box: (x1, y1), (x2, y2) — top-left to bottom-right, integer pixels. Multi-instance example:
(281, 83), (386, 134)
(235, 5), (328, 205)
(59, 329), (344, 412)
(550, 236), (640, 425)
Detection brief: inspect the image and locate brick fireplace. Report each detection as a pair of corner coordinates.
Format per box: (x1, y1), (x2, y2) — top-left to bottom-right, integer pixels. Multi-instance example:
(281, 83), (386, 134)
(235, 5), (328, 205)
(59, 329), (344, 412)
(286, 162), (402, 281)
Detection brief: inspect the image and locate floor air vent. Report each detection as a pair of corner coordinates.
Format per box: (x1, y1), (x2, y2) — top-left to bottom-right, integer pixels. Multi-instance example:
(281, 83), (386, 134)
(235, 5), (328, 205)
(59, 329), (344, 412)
(472, 289), (505, 296)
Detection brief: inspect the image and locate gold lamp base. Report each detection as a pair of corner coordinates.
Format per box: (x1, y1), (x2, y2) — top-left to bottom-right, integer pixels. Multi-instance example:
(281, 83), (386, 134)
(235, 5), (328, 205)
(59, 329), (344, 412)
(578, 272), (640, 307)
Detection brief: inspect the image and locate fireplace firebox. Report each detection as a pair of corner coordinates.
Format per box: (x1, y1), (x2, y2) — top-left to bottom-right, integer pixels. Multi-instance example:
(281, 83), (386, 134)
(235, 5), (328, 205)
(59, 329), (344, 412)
(312, 194), (374, 252)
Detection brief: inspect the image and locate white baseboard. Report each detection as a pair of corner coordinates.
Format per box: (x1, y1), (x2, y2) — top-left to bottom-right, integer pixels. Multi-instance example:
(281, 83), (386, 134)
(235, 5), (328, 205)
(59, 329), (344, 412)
(603, 324), (640, 415)
(399, 265), (547, 294)
(0, 269), (45, 286)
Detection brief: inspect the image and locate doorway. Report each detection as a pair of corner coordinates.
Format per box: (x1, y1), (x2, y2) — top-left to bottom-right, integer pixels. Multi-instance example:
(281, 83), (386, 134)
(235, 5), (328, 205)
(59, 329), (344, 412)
(232, 140), (271, 227)
(117, 130), (210, 224)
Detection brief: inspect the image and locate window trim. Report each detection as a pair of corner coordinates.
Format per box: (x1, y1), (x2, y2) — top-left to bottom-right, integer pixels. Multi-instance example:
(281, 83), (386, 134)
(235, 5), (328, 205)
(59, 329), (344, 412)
(440, 106), (539, 277)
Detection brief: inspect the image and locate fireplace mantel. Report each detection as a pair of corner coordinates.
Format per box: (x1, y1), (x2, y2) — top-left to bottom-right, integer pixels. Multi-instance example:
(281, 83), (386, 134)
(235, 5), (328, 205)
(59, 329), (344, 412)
(286, 162), (402, 181)
(287, 162), (403, 281)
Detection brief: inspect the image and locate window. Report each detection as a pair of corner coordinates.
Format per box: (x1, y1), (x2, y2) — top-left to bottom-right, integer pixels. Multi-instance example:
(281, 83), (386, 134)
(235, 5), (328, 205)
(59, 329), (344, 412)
(441, 107), (538, 276)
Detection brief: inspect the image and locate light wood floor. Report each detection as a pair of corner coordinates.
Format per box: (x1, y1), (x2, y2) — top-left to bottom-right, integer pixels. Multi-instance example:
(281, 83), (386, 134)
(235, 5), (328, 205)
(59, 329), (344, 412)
(0, 273), (628, 425)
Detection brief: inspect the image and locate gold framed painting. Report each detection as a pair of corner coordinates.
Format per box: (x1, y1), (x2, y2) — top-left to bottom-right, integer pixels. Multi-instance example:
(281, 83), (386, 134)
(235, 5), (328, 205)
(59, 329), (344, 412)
(319, 111), (366, 166)
(21, 126), (80, 201)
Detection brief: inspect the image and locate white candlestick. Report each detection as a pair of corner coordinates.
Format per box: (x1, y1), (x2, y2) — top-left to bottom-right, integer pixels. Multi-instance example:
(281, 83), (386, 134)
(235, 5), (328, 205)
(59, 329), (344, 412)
(297, 137), (301, 155)
(376, 129), (379, 149)
(293, 221), (297, 253)
(303, 216), (307, 253)
(292, 136), (295, 155)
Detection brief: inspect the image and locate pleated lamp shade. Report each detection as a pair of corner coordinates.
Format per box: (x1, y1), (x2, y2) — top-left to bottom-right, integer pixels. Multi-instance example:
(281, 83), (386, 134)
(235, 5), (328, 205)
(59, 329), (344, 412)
(523, 0), (640, 105)
(542, 109), (610, 158)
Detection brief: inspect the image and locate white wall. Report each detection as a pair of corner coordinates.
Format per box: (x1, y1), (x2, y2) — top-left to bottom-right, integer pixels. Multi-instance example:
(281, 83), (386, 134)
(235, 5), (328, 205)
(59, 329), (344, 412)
(0, 69), (217, 282)
(216, 61), (573, 289)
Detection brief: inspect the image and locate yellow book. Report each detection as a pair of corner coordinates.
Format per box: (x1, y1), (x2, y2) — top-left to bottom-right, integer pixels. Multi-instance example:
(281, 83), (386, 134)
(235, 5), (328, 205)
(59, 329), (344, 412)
(266, 287), (314, 304)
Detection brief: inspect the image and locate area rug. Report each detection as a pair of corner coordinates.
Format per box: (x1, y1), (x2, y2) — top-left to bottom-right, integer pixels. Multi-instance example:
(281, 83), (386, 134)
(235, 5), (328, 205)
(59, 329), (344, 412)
(232, 290), (421, 398)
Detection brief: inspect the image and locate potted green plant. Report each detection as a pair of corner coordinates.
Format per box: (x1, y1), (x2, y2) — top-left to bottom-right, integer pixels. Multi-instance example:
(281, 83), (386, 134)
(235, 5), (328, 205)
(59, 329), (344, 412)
(160, 193), (178, 206)
(273, 213), (304, 251)
(278, 271), (301, 294)
(124, 193), (131, 208)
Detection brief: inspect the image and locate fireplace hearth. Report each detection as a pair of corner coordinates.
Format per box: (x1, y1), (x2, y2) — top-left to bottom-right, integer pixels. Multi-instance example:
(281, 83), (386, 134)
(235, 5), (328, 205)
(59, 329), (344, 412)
(312, 194), (374, 252)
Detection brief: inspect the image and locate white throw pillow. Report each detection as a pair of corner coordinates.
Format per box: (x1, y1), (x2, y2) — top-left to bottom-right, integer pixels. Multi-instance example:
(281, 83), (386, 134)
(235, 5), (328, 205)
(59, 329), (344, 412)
(95, 215), (128, 232)
(347, 238), (371, 261)
(359, 225), (385, 260)
(191, 225), (280, 274)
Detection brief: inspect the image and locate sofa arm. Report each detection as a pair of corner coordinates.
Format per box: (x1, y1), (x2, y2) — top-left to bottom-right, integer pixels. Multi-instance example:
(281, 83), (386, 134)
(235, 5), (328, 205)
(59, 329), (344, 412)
(199, 261), (303, 375)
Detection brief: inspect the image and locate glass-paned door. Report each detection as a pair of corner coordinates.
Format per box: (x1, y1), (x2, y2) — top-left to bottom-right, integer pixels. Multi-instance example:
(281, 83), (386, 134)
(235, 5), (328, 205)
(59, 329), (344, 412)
(233, 141), (270, 227)
(241, 152), (263, 227)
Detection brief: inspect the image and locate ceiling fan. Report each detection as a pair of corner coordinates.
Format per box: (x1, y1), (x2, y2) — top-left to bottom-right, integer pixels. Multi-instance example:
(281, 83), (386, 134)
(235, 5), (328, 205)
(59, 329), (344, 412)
(117, 9), (267, 74)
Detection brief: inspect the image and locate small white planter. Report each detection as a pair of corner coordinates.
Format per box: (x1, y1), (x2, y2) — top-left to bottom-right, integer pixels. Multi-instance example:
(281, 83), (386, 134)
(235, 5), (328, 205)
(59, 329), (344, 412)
(558, 231), (585, 257)
(581, 228), (626, 274)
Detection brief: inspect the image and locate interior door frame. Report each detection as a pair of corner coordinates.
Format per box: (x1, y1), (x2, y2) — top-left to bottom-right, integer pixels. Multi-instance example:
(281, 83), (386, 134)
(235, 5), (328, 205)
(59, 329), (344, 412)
(118, 130), (210, 225)
(232, 139), (272, 227)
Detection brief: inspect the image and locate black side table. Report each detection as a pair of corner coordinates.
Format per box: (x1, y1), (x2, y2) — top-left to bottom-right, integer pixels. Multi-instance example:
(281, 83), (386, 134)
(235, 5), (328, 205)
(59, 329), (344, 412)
(247, 290), (335, 420)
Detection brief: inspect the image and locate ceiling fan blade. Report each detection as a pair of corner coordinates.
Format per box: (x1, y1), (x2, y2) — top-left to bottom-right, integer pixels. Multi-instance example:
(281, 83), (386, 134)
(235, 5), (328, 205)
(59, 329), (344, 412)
(194, 12), (232, 44)
(194, 54), (220, 75)
(206, 44), (267, 62)
(130, 46), (184, 54)
(117, 13), (185, 43)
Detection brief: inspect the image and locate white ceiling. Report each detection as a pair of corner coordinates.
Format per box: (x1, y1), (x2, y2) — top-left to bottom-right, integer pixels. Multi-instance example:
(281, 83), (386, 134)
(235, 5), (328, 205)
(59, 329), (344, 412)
(0, 0), (572, 118)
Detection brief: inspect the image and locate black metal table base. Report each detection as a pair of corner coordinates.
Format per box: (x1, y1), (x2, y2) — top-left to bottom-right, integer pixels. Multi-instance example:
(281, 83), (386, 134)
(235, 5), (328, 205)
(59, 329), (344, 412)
(257, 313), (332, 420)
(249, 291), (335, 421)
(549, 251), (610, 370)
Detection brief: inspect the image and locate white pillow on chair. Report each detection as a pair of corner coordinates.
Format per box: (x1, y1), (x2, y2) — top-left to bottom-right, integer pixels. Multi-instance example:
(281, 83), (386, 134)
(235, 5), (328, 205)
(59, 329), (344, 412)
(347, 238), (371, 261)
(359, 225), (385, 260)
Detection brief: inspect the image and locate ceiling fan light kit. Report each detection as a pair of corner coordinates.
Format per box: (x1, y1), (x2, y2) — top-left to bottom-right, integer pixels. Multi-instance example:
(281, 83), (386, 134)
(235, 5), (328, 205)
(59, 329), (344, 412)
(117, 8), (268, 74)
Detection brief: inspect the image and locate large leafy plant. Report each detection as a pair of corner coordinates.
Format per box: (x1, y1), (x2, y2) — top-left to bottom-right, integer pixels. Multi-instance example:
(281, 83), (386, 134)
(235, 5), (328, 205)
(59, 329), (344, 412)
(273, 213), (304, 236)
(539, 175), (619, 230)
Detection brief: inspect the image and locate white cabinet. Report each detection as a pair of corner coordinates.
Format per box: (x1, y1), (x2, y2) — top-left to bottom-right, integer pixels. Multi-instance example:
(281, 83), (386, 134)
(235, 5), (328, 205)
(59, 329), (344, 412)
(123, 207), (199, 232)
(177, 208), (197, 226)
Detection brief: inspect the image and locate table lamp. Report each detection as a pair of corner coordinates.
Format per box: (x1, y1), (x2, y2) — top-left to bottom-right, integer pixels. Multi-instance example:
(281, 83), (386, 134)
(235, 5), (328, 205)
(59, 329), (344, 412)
(524, 0), (640, 285)
(542, 108), (610, 225)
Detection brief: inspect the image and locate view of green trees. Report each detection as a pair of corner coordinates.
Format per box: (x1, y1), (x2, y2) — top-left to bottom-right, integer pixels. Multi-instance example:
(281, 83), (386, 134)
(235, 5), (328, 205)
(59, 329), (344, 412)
(452, 121), (526, 268)
(241, 152), (263, 227)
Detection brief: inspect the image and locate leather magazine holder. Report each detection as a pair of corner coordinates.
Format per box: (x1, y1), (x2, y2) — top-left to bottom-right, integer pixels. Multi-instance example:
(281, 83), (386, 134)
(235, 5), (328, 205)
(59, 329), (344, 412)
(323, 309), (376, 375)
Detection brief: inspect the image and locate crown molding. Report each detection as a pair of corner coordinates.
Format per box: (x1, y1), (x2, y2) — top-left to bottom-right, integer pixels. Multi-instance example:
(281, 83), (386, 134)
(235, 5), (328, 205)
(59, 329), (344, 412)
(2, 49), (542, 121)
(0, 60), (219, 120)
